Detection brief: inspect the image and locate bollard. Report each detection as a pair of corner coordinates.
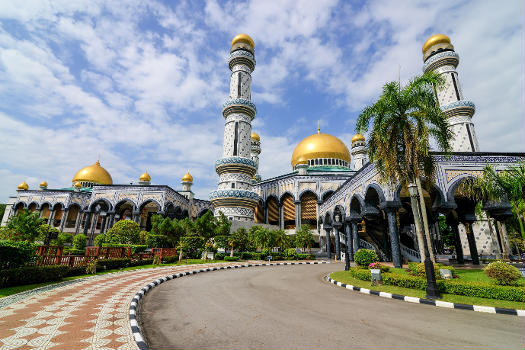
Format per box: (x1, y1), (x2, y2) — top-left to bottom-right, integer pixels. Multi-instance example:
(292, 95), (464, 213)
(370, 269), (382, 285)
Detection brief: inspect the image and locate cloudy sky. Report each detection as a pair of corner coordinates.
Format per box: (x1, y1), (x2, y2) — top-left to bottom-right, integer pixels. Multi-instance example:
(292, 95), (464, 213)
(1, 0), (524, 201)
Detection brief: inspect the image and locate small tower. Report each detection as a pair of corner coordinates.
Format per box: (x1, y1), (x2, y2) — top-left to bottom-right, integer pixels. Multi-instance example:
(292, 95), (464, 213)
(422, 34), (479, 152)
(39, 181), (48, 190)
(74, 181), (82, 192)
(139, 172), (151, 185)
(181, 171), (194, 199)
(210, 34), (260, 222)
(351, 134), (367, 170)
(251, 131), (261, 181)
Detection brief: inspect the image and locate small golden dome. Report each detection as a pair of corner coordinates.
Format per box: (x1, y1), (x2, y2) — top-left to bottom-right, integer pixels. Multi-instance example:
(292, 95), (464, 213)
(72, 160), (113, 185)
(182, 171), (193, 183)
(251, 131), (260, 141)
(139, 172), (151, 182)
(17, 181), (28, 190)
(422, 34), (451, 53)
(74, 181), (82, 188)
(231, 33), (254, 48)
(39, 181), (48, 187)
(291, 130), (351, 168)
(352, 134), (365, 143)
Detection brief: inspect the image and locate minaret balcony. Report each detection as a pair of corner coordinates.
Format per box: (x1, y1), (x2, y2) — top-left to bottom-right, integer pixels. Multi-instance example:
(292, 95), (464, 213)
(440, 100), (475, 118)
(222, 98), (257, 119)
(215, 156), (257, 176)
(228, 50), (255, 71)
(423, 50), (459, 72)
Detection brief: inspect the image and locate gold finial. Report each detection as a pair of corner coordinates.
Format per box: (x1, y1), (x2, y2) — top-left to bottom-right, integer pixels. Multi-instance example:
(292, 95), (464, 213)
(317, 120), (320, 134)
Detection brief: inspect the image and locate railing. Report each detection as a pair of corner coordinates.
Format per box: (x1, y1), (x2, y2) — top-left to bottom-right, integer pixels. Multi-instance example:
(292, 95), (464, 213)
(358, 239), (389, 262)
(400, 243), (421, 262)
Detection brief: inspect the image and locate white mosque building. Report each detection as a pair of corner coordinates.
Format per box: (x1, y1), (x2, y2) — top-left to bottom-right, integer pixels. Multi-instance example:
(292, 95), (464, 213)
(3, 34), (524, 265)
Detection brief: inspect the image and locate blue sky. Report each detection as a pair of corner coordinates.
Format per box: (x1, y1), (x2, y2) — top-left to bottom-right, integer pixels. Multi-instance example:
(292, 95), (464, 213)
(1, 0), (524, 201)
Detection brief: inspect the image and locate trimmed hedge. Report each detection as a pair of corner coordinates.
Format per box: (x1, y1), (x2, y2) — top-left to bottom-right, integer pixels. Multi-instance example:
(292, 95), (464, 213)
(347, 268), (525, 302)
(354, 249), (379, 267)
(0, 240), (37, 269)
(0, 265), (69, 288)
(101, 244), (148, 254)
(224, 256), (239, 261)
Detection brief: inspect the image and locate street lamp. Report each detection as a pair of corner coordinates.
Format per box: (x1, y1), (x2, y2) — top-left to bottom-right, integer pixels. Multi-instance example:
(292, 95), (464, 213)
(408, 183), (440, 299)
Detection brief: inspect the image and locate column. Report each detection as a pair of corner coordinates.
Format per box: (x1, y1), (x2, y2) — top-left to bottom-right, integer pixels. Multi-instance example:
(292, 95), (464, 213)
(132, 211), (141, 224)
(59, 209), (68, 232)
(351, 221), (359, 254)
(48, 210), (55, 226)
(386, 210), (402, 268)
(325, 227), (332, 259)
(99, 215), (107, 234)
(105, 212), (115, 233)
(345, 223), (353, 267)
(464, 222), (479, 265)
(264, 203), (269, 224)
(333, 226), (341, 260)
(89, 214), (98, 245)
(278, 204), (284, 230)
(74, 211), (83, 235)
(82, 212), (92, 236)
(294, 201), (301, 229)
(447, 216), (464, 264)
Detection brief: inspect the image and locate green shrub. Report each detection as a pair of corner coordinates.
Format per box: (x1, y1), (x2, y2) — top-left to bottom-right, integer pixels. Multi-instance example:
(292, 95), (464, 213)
(96, 258), (131, 270)
(161, 256), (179, 263)
(0, 265), (69, 288)
(215, 252), (226, 260)
(146, 234), (172, 248)
(0, 240), (37, 269)
(484, 261), (522, 286)
(73, 234), (87, 251)
(65, 266), (87, 277)
(224, 256), (239, 261)
(94, 233), (106, 247)
(130, 258), (154, 267)
(106, 220), (141, 244)
(408, 262), (455, 280)
(354, 249), (379, 267)
(285, 248), (297, 260)
(86, 260), (97, 274)
(63, 248), (85, 255)
(347, 267), (525, 302)
(261, 248), (271, 257)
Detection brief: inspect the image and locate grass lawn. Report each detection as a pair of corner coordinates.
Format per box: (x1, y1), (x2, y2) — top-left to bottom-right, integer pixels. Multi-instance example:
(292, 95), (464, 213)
(0, 259), (224, 298)
(454, 269), (525, 286)
(330, 270), (525, 310)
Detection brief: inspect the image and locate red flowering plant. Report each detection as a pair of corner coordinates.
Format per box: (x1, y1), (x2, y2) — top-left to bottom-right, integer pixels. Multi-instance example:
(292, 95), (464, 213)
(368, 262), (390, 273)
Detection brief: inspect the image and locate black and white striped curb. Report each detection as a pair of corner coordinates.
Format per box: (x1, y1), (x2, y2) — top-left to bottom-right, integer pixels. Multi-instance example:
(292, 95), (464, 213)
(327, 276), (525, 317)
(129, 261), (328, 350)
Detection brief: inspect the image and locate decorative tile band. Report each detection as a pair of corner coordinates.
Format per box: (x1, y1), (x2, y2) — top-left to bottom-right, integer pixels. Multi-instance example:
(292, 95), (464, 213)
(229, 50), (255, 62)
(130, 261), (329, 350)
(209, 189), (261, 201)
(423, 51), (459, 71)
(222, 98), (257, 113)
(216, 156), (257, 168)
(440, 100), (475, 112)
(326, 276), (524, 317)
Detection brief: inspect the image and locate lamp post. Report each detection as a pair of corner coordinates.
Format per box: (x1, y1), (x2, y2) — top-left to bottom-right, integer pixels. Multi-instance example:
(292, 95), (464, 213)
(333, 213), (342, 262)
(408, 183), (440, 299)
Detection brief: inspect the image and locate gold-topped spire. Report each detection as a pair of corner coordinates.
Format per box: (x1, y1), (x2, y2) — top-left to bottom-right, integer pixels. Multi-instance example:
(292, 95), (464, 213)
(139, 171), (151, 182)
(317, 120), (320, 134)
(251, 131), (260, 141)
(231, 33), (254, 48)
(17, 181), (28, 190)
(182, 171), (193, 183)
(352, 134), (365, 143)
(422, 34), (452, 54)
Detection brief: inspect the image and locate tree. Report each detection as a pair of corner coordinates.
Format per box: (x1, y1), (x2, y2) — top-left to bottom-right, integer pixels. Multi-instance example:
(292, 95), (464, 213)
(251, 226), (276, 252)
(295, 224), (315, 253)
(195, 211), (220, 260)
(356, 71), (452, 264)
(105, 220), (141, 244)
(150, 215), (184, 247)
(214, 212), (232, 237)
(3, 211), (43, 242)
(460, 161), (525, 251)
(73, 233), (87, 251)
(356, 71), (452, 298)
(227, 227), (249, 257)
(273, 229), (290, 250)
(37, 224), (60, 245)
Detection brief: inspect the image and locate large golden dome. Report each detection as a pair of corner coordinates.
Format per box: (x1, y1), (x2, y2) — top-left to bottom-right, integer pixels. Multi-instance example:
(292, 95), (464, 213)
(291, 130), (351, 168)
(72, 160), (113, 185)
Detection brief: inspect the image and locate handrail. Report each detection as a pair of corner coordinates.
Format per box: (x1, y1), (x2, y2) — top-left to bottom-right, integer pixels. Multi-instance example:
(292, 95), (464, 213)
(400, 243), (421, 262)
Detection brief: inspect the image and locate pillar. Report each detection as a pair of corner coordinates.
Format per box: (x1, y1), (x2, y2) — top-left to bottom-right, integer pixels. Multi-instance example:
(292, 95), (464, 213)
(99, 215), (107, 234)
(48, 209), (55, 226)
(447, 216), (464, 264)
(294, 201), (301, 229)
(132, 211), (141, 224)
(345, 223), (353, 266)
(59, 209), (68, 232)
(351, 221), (359, 254)
(386, 210), (402, 268)
(325, 227), (332, 259)
(74, 210), (83, 235)
(333, 226), (341, 260)
(464, 222), (479, 265)
(278, 204), (284, 230)
(264, 203), (269, 224)
(83, 212), (92, 236)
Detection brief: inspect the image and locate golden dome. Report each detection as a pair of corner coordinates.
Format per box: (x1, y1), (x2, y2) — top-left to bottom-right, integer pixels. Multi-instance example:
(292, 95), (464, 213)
(39, 181), (48, 187)
(231, 33), (254, 48)
(291, 130), (351, 168)
(352, 134), (365, 143)
(139, 172), (151, 182)
(72, 160), (113, 185)
(17, 181), (28, 190)
(251, 131), (260, 141)
(74, 181), (82, 188)
(182, 171), (193, 183)
(422, 34), (451, 53)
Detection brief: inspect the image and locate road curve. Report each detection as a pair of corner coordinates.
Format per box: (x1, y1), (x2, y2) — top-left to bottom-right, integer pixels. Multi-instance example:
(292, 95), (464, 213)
(139, 262), (524, 349)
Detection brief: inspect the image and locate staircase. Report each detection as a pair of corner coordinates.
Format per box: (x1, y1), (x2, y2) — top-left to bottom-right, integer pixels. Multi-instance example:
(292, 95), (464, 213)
(359, 239), (388, 262)
(400, 243), (421, 262)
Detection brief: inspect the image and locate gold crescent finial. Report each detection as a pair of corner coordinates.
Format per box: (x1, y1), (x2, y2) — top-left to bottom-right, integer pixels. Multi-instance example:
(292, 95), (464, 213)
(317, 120), (320, 134)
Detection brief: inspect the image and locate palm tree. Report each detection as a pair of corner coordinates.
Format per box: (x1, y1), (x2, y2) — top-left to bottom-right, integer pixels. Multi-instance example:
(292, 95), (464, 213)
(460, 161), (525, 252)
(356, 71), (452, 298)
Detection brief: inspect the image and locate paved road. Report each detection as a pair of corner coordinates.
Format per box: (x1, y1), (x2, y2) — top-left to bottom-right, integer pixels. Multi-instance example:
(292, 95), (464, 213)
(139, 262), (525, 349)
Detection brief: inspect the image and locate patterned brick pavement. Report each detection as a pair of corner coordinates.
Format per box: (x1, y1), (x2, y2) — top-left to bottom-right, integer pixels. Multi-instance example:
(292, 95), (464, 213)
(0, 263), (238, 350)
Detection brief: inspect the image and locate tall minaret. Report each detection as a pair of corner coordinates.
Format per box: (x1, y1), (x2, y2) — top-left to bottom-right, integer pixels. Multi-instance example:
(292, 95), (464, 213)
(251, 131), (261, 181)
(422, 34), (479, 152)
(351, 133), (367, 170)
(210, 34), (259, 222)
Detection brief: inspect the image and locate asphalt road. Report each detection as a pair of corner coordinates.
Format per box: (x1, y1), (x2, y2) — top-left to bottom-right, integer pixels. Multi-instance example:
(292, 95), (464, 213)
(139, 262), (524, 349)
